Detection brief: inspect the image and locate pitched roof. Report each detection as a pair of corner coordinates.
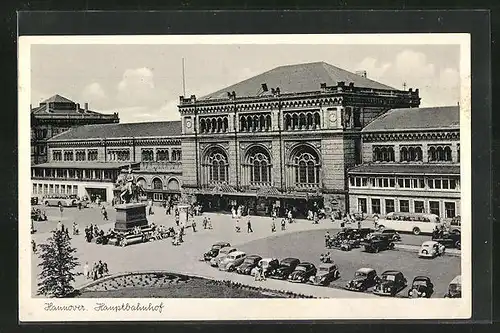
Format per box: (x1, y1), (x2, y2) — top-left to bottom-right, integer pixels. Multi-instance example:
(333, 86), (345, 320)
(201, 61), (395, 100)
(49, 121), (182, 141)
(41, 94), (74, 104)
(363, 106), (460, 132)
(348, 163), (460, 175)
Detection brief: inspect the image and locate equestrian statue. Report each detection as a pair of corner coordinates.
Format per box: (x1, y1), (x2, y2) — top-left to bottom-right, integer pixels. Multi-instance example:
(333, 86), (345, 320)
(115, 166), (146, 204)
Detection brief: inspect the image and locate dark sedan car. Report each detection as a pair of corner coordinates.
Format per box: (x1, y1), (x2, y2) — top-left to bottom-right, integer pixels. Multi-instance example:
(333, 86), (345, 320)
(408, 276), (434, 298)
(203, 241), (231, 261)
(269, 258), (300, 280)
(287, 262), (317, 283)
(432, 230), (461, 249)
(373, 270), (407, 297)
(236, 255), (262, 275)
(362, 234), (395, 253)
(344, 268), (379, 292)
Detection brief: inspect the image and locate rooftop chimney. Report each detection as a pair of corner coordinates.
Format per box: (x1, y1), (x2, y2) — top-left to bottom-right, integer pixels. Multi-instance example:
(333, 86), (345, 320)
(320, 83), (327, 89)
(355, 70), (367, 78)
(261, 83), (268, 92)
(84, 103), (89, 112)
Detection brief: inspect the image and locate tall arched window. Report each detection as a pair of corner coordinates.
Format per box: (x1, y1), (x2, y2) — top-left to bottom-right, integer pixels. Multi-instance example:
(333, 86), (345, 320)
(246, 148), (271, 184)
(306, 113), (313, 128)
(223, 117), (229, 132)
(299, 113), (307, 129)
(314, 112), (321, 128)
(292, 114), (299, 129)
(265, 114), (272, 130)
(290, 145), (321, 186)
(200, 119), (206, 133)
(204, 148), (228, 184)
(259, 114), (265, 131)
(137, 177), (147, 189)
(141, 149), (154, 161)
(152, 178), (163, 190)
(240, 117), (247, 132)
(285, 114), (291, 130)
(157, 149), (168, 161)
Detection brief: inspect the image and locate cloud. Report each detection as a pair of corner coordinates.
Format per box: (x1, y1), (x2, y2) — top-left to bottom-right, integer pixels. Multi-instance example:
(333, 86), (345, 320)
(116, 67), (157, 106)
(395, 49), (435, 79)
(356, 57), (392, 78)
(82, 82), (106, 100)
(158, 100), (181, 121)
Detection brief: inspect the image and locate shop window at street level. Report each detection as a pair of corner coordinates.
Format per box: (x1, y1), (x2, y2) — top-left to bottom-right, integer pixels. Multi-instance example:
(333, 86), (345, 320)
(371, 198), (381, 214)
(358, 198), (367, 213)
(429, 201), (440, 216)
(399, 200), (410, 213)
(445, 202), (456, 218)
(385, 199), (395, 213)
(414, 201), (425, 213)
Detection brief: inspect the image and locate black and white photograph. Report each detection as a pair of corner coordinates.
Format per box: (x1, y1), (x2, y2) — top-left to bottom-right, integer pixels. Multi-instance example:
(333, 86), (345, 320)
(19, 34), (471, 321)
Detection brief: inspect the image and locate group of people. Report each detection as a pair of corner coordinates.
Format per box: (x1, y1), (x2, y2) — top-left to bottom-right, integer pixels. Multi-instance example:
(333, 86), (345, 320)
(254, 265), (267, 281)
(83, 260), (109, 281)
(84, 224), (104, 243)
(234, 216), (253, 233)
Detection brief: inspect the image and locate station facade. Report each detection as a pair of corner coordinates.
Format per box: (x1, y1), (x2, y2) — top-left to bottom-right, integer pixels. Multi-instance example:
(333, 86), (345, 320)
(178, 61), (421, 217)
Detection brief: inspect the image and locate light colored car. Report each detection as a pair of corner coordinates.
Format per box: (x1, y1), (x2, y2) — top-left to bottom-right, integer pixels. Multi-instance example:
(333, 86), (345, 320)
(418, 240), (445, 258)
(210, 247), (237, 267)
(43, 196), (77, 207)
(250, 258), (279, 277)
(219, 251), (246, 271)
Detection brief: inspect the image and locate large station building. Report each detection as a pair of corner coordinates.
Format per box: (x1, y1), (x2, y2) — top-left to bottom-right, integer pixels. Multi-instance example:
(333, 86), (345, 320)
(31, 95), (119, 164)
(178, 61), (420, 217)
(30, 61), (461, 220)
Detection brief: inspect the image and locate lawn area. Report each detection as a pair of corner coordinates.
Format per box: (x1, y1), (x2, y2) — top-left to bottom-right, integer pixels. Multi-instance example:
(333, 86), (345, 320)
(76, 276), (285, 298)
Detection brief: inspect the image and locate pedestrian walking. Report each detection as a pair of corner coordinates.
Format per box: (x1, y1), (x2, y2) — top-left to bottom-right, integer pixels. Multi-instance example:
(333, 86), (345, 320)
(207, 218), (213, 229)
(102, 207), (108, 221)
(357, 220), (361, 230)
(59, 204), (64, 218)
(31, 239), (37, 253)
(281, 219), (286, 231)
(271, 219), (276, 232)
(235, 219), (241, 233)
(374, 214), (379, 229)
(84, 261), (89, 279)
(192, 220), (197, 232)
(247, 218), (253, 233)
(287, 210), (293, 223)
(203, 217), (208, 229)
(78, 201), (82, 210)
(325, 231), (331, 247)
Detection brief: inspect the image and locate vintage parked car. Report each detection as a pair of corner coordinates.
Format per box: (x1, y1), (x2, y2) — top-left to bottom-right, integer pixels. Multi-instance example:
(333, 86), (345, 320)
(236, 255), (262, 275)
(31, 197), (39, 205)
(418, 240), (446, 258)
(372, 228), (401, 242)
(362, 234), (395, 253)
(210, 246), (237, 267)
(219, 251), (247, 271)
(287, 262), (317, 283)
(31, 208), (47, 221)
(444, 275), (461, 298)
(344, 268), (379, 292)
(309, 263), (341, 286)
(408, 276), (434, 298)
(433, 230), (461, 249)
(373, 270), (407, 297)
(203, 241), (231, 261)
(269, 258), (300, 280)
(250, 258), (280, 277)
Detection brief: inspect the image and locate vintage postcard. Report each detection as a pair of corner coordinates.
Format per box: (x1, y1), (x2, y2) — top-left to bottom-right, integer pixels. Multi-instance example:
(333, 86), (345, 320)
(19, 34), (471, 321)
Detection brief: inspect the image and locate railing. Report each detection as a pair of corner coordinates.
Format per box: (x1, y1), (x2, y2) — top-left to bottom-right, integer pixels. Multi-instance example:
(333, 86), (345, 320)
(248, 181), (272, 188)
(140, 161), (182, 171)
(293, 183), (321, 190)
(31, 176), (114, 183)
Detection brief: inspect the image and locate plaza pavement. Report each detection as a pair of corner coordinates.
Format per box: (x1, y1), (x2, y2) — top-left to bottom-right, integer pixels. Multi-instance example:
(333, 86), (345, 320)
(31, 204), (380, 298)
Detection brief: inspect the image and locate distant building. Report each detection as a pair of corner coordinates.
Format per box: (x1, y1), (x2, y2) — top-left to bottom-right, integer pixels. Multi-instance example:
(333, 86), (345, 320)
(31, 121), (182, 203)
(178, 61), (421, 217)
(30, 94), (119, 164)
(347, 106), (460, 220)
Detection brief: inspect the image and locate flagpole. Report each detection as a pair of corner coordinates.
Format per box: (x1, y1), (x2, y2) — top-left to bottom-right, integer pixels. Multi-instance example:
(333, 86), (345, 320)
(182, 58), (186, 96)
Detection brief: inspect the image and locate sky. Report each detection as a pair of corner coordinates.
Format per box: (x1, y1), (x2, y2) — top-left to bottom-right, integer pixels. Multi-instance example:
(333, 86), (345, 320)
(31, 44), (460, 123)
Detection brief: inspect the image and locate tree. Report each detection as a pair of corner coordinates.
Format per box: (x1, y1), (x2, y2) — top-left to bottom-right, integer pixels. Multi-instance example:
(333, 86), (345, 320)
(37, 227), (80, 297)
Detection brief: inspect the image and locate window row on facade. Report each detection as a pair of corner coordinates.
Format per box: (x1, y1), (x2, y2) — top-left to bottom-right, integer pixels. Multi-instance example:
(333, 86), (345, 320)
(239, 113), (272, 132)
(356, 197), (458, 219)
(32, 168), (116, 181)
(199, 116), (229, 133)
(53, 149), (99, 162)
(200, 144), (321, 188)
(284, 111), (321, 131)
(140, 148), (182, 162)
(349, 175), (459, 191)
(372, 144), (459, 163)
(32, 182), (78, 196)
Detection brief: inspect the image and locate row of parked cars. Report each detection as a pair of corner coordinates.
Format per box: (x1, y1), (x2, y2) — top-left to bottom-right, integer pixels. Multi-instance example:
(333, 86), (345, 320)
(203, 242), (341, 286)
(202, 241), (462, 298)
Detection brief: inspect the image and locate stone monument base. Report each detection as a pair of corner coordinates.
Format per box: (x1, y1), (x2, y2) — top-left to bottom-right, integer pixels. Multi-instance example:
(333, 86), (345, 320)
(114, 203), (148, 232)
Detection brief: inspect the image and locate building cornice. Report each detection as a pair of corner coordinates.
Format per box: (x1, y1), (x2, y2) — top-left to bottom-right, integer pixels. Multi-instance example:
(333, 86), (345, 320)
(362, 129), (459, 142)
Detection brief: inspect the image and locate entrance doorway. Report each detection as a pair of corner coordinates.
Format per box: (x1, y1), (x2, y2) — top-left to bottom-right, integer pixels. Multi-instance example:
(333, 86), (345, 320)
(86, 188), (107, 202)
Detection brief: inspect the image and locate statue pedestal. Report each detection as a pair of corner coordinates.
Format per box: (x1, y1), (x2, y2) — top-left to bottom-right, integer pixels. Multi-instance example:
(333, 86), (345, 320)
(114, 203), (148, 232)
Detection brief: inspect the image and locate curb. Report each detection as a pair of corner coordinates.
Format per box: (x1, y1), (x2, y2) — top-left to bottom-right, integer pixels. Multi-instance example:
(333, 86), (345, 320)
(395, 244), (461, 257)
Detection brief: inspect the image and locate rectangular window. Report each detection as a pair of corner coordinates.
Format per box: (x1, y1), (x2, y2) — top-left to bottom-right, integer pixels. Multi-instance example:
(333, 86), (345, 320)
(383, 178), (389, 187)
(153, 193), (164, 201)
(355, 177), (361, 187)
(389, 178), (395, 187)
(370, 178), (375, 187)
(398, 179), (403, 188)
(445, 202), (456, 218)
(419, 179), (425, 188)
(385, 199), (395, 214)
(33, 183), (37, 194)
(434, 179), (442, 189)
(414, 200), (425, 213)
(404, 179), (411, 188)
(371, 198), (381, 214)
(449, 179), (456, 189)
(429, 201), (440, 216)
(349, 177), (355, 186)
(43, 184), (48, 194)
(377, 178), (383, 187)
(49, 184), (54, 194)
(358, 198), (367, 213)
(442, 179), (449, 189)
(399, 200), (410, 213)
(361, 178), (367, 187)
(73, 185), (78, 195)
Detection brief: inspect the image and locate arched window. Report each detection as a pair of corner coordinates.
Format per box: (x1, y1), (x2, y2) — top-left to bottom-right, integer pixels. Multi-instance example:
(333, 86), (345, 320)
(306, 113), (313, 128)
(429, 147), (436, 161)
(240, 117), (247, 132)
(152, 178), (163, 190)
(437, 147), (444, 161)
(299, 113), (307, 129)
(285, 114), (291, 130)
(167, 178), (180, 190)
(259, 114), (265, 131)
(157, 149), (168, 161)
(141, 149), (154, 162)
(292, 114), (299, 129)
(205, 148), (228, 183)
(211, 118), (217, 132)
(291, 145), (321, 186)
(200, 119), (206, 133)
(314, 112), (321, 128)
(137, 177), (147, 189)
(217, 118), (223, 132)
(265, 114), (272, 130)
(247, 115), (253, 131)
(415, 147), (423, 161)
(400, 147), (408, 162)
(247, 150), (271, 183)
(223, 117), (228, 132)
(253, 116), (259, 131)
(444, 146), (452, 161)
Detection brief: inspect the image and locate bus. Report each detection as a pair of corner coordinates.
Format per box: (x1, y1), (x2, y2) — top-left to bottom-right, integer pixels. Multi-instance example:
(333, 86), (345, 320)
(376, 212), (441, 235)
(43, 195), (77, 207)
